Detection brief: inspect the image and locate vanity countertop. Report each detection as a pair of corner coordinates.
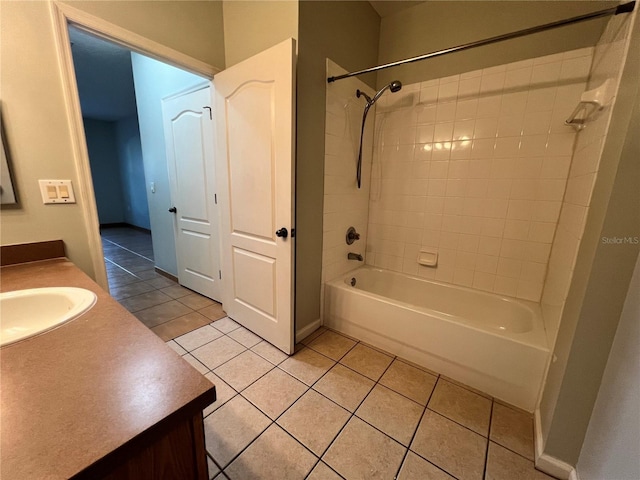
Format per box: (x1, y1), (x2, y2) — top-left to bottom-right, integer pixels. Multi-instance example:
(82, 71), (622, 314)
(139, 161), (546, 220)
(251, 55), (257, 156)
(0, 258), (216, 479)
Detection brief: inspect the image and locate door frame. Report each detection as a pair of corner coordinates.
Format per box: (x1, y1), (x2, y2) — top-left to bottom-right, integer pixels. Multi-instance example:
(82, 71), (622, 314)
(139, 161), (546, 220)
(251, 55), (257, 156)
(50, 1), (221, 290)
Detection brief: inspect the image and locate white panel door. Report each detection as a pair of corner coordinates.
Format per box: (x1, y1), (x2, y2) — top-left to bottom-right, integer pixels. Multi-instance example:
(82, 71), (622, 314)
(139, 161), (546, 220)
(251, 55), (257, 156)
(162, 85), (221, 301)
(214, 39), (296, 354)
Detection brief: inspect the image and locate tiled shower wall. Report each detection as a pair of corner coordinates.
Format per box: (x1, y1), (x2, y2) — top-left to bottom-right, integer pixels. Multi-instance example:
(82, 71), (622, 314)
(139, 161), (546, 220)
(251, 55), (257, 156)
(322, 60), (375, 284)
(541, 13), (635, 345)
(365, 48), (593, 302)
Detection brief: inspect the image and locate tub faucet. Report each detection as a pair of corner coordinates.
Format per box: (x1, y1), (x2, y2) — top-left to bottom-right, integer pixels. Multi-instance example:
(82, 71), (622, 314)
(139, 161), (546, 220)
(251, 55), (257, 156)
(348, 252), (363, 261)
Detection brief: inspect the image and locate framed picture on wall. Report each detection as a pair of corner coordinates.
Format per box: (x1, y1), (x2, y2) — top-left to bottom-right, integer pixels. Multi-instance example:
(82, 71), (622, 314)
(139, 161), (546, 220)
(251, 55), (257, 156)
(1, 108), (18, 207)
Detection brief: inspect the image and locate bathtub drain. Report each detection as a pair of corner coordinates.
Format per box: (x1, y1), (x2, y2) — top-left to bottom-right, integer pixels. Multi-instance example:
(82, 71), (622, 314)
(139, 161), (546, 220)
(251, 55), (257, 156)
(350, 278), (356, 286)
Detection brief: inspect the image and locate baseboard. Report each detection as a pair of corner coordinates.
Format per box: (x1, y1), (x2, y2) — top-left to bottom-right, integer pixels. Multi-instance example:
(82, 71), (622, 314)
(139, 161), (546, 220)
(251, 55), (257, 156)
(154, 267), (178, 282)
(296, 318), (321, 343)
(100, 222), (151, 234)
(534, 409), (577, 480)
(534, 409), (545, 467)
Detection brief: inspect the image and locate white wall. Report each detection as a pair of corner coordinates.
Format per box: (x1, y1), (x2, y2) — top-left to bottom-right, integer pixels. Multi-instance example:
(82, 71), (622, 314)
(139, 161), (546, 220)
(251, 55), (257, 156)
(83, 118), (126, 225)
(115, 115), (149, 230)
(364, 49), (591, 303)
(377, 1), (613, 88)
(130, 53), (206, 276)
(576, 254), (640, 480)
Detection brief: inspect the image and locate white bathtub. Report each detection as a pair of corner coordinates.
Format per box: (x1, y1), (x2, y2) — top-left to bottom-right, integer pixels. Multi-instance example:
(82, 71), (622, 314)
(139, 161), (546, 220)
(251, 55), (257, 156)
(324, 266), (549, 411)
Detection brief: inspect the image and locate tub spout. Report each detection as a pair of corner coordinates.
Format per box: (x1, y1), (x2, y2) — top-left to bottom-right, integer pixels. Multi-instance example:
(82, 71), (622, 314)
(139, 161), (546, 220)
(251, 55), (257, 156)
(348, 252), (363, 261)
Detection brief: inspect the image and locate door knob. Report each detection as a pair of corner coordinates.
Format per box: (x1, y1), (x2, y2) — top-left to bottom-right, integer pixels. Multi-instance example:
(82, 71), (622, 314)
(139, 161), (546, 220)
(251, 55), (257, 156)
(275, 227), (288, 238)
(168, 207), (177, 213)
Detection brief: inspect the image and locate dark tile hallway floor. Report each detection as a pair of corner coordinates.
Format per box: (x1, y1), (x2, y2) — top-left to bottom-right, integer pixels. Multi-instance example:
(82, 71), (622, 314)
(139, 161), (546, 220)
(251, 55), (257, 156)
(101, 227), (226, 340)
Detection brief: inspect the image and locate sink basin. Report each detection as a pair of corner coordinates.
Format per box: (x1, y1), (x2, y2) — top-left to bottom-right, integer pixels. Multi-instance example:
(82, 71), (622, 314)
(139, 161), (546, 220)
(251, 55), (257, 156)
(0, 287), (97, 347)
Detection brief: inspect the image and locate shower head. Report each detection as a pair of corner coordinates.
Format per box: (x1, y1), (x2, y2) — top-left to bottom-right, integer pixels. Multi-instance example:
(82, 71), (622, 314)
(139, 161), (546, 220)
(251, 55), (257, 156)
(356, 80), (402, 107)
(389, 80), (402, 93)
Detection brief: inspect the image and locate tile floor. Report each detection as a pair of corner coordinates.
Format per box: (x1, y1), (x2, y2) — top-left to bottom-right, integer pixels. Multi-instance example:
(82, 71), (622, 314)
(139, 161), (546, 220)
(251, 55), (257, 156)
(101, 227), (226, 340)
(168, 324), (555, 480)
(103, 228), (555, 480)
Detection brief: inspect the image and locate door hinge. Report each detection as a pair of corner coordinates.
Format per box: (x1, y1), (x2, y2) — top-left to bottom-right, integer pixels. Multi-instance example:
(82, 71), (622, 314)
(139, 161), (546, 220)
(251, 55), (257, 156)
(214, 193), (217, 204)
(204, 106), (212, 120)
(219, 270), (222, 279)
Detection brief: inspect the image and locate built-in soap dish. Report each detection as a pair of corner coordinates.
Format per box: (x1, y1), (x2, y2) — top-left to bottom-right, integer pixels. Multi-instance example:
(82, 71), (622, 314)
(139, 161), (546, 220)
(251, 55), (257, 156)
(417, 248), (438, 267)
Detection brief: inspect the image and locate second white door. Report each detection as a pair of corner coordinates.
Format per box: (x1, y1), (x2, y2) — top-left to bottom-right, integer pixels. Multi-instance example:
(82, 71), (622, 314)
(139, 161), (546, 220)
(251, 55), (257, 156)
(162, 85), (221, 301)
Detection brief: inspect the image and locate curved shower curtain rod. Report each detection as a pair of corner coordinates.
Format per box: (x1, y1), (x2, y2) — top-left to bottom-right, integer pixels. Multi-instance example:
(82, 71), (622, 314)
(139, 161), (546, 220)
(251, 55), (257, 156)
(327, 1), (635, 83)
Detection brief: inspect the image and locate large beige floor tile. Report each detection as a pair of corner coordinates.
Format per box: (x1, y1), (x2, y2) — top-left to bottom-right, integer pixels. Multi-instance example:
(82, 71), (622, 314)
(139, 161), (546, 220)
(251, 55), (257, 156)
(199, 303), (227, 321)
(490, 402), (534, 460)
(228, 326), (262, 348)
(242, 368), (307, 419)
(306, 330), (356, 360)
(277, 390), (350, 456)
(120, 290), (172, 312)
(210, 317), (241, 334)
(339, 343), (394, 381)
(306, 461), (343, 480)
(204, 372), (237, 416)
(397, 452), (456, 480)
(251, 340), (289, 365)
(323, 417), (406, 480)
(146, 275), (178, 289)
(485, 442), (556, 480)
(204, 396), (270, 468)
(152, 311), (212, 341)
(175, 325), (223, 352)
(214, 350), (274, 391)
(411, 410), (487, 480)
(110, 281), (155, 300)
(279, 347), (335, 385)
(178, 292), (215, 310)
(183, 354), (209, 374)
(159, 284), (192, 299)
(134, 300), (193, 328)
(313, 364), (374, 412)
(379, 359), (438, 405)
(207, 456), (219, 479)
(225, 424), (316, 480)
(356, 384), (424, 446)
(192, 336), (246, 370)
(165, 340), (187, 356)
(428, 378), (492, 436)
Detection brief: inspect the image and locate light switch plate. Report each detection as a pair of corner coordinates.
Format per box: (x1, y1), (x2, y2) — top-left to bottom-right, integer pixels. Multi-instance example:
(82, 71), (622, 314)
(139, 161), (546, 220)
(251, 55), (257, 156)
(38, 180), (76, 204)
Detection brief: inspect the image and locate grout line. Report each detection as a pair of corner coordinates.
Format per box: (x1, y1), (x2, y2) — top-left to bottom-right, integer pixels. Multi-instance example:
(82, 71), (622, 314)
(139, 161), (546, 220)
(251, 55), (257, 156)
(104, 259), (140, 279)
(394, 371), (441, 480)
(311, 344), (399, 467)
(483, 400), (495, 479)
(426, 408), (489, 439)
(214, 416), (273, 471)
(488, 438), (537, 464)
(102, 236), (154, 262)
